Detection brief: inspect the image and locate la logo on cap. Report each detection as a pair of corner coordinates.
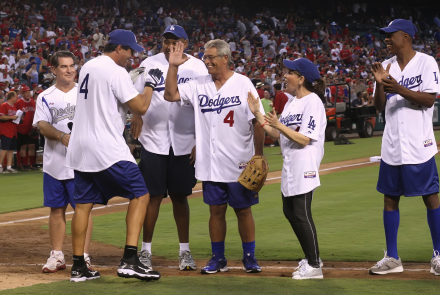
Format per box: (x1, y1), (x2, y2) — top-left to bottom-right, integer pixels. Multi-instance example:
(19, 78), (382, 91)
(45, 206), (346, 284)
(170, 26), (175, 30)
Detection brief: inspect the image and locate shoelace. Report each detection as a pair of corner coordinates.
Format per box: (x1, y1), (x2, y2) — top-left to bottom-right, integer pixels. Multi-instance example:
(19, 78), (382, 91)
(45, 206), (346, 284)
(181, 251), (193, 263)
(297, 262), (313, 276)
(294, 259), (308, 271)
(433, 250), (440, 267)
(375, 250), (390, 267)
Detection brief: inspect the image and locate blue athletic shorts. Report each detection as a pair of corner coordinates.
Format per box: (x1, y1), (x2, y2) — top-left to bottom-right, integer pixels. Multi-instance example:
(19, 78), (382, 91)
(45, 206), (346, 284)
(43, 173), (76, 208)
(202, 181), (259, 208)
(376, 157), (439, 197)
(74, 161), (149, 205)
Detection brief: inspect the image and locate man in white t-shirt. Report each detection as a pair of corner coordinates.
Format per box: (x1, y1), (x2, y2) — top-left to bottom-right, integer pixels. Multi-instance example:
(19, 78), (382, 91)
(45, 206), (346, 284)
(66, 30), (162, 282)
(164, 39), (265, 274)
(369, 19), (440, 276)
(33, 51), (94, 274)
(131, 25), (208, 271)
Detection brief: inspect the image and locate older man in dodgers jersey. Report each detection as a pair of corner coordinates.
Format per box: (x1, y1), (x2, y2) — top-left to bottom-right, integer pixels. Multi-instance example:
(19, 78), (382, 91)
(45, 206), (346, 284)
(132, 25), (208, 271)
(369, 19), (440, 276)
(164, 39), (265, 274)
(66, 30), (162, 282)
(33, 51), (95, 274)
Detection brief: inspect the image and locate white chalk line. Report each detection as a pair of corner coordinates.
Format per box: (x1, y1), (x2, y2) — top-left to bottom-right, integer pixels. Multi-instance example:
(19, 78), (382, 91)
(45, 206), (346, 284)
(0, 161), (376, 225)
(0, 263), (431, 272)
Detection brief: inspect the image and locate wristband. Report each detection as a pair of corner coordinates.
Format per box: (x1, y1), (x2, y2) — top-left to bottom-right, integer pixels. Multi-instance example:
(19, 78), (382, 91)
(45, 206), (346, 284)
(60, 133), (66, 142)
(261, 121), (267, 128)
(144, 82), (155, 90)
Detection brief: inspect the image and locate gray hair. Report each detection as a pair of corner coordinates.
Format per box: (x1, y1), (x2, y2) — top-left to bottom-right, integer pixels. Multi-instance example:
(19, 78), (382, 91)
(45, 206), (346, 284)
(205, 39), (231, 64)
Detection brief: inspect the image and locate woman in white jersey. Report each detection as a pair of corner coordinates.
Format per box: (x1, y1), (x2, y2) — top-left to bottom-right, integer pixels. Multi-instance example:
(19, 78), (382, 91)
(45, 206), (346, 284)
(248, 58), (326, 280)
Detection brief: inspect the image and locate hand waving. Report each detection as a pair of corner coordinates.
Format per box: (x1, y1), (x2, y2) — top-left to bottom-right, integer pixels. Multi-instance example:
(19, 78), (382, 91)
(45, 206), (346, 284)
(168, 41), (190, 68)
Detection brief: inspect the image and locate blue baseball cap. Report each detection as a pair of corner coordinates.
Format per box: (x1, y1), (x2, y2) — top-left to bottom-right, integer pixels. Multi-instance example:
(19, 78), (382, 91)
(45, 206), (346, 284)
(162, 25), (188, 40)
(109, 29), (144, 52)
(379, 19), (417, 38)
(283, 58), (321, 83)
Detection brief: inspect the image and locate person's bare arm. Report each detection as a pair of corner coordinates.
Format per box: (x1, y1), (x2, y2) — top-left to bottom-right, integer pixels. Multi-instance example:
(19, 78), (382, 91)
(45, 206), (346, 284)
(38, 120), (70, 147)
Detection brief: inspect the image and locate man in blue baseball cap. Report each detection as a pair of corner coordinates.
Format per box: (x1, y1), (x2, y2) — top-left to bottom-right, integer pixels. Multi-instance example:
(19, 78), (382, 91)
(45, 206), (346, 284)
(369, 18), (440, 276)
(131, 24), (209, 272)
(108, 29), (145, 52)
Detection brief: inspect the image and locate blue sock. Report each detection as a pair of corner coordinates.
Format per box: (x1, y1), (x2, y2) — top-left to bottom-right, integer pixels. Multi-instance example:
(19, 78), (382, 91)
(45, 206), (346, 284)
(242, 241), (255, 255)
(384, 209), (400, 259)
(427, 206), (440, 256)
(211, 241), (225, 257)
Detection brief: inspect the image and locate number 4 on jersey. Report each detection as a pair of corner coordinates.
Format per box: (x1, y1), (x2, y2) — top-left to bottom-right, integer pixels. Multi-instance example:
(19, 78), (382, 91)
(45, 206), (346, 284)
(80, 74), (90, 99)
(224, 110), (234, 127)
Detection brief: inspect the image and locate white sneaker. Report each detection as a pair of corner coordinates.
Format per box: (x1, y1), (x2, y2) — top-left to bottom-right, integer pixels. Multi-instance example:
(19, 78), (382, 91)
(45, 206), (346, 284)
(292, 258), (324, 276)
(292, 261), (323, 280)
(139, 250), (153, 270)
(179, 250), (197, 271)
(430, 250), (440, 275)
(42, 251), (66, 273)
(369, 250), (404, 275)
(4, 167), (17, 173)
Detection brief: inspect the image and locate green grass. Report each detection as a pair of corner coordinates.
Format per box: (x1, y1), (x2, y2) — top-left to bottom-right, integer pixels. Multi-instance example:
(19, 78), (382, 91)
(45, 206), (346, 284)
(0, 170), (43, 214)
(64, 158), (440, 262)
(3, 277), (440, 295)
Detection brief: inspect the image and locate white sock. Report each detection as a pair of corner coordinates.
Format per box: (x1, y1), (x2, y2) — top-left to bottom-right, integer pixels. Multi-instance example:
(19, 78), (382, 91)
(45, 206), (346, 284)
(84, 253), (89, 259)
(7, 166), (11, 169)
(142, 242), (151, 253)
(53, 250), (63, 256)
(179, 243), (190, 254)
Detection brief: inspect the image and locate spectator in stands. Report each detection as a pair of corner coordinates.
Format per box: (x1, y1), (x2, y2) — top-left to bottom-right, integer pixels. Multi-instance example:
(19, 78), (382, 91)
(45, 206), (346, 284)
(26, 62), (39, 86)
(352, 91), (363, 107)
(261, 90), (273, 114)
(0, 91), (18, 173)
(273, 83), (288, 116)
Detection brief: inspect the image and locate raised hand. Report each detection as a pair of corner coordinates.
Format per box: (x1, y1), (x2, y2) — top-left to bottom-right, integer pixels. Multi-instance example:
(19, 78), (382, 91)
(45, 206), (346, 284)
(264, 108), (281, 129)
(247, 91), (261, 115)
(168, 41), (190, 68)
(371, 62), (391, 85)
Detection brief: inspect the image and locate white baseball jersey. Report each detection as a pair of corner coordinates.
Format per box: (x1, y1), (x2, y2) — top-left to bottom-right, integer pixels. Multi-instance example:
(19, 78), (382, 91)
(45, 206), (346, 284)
(33, 85), (77, 180)
(376, 52), (440, 165)
(178, 72), (264, 182)
(66, 55), (139, 172)
(279, 93), (326, 196)
(134, 53), (208, 156)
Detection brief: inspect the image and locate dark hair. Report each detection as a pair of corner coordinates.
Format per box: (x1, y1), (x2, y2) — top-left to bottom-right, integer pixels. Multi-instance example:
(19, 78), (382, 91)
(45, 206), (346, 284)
(6, 91), (16, 100)
(293, 70), (325, 100)
(50, 50), (75, 68)
(273, 83), (282, 91)
(104, 43), (132, 53)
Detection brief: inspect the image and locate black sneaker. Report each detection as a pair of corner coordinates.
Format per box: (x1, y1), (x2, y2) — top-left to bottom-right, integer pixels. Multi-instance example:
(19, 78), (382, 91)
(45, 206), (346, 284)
(117, 256), (161, 281)
(70, 265), (101, 282)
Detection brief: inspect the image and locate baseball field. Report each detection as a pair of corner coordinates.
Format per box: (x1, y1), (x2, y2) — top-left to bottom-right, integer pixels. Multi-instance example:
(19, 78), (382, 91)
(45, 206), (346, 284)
(1, 133), (440, 294)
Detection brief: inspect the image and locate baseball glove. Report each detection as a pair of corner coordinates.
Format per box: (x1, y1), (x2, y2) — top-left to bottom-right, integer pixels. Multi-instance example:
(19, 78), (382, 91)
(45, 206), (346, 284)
(129, 67), (145, 84)
(238, 155), (269, 193)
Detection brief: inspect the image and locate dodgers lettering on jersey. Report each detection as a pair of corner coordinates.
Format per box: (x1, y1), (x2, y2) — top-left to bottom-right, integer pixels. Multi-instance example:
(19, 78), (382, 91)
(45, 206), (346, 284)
(134, 53), (208, 156)
(279, 94), (326, 196)
(199, 94), (241, 113)
(178, 72), (264, 182)
(33, 85), (78, 180)
(377, 52), (440, 165)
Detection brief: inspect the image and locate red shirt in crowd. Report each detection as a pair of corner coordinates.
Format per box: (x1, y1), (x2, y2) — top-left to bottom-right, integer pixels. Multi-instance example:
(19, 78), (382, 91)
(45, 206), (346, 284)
(14, 98), (36, 135)
(273, 91), (288, 114)
(0, 101), (17, 138)
(330, 86), (345, 103)
(339, 48), (352, 63)
(256, 88), (265, 99)
(0, 23), (9, 36)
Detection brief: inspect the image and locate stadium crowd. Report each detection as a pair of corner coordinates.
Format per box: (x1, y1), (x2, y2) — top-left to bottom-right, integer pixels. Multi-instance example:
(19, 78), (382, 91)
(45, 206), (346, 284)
(1, 0), (440, 172)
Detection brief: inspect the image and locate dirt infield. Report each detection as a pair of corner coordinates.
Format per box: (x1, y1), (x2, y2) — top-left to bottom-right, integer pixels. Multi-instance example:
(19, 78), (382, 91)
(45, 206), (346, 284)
(1, 157), (438, 291)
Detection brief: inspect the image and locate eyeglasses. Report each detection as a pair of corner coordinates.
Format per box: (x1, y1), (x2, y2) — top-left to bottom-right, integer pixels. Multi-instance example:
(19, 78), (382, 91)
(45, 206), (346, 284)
(202, 55), (223, 61)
